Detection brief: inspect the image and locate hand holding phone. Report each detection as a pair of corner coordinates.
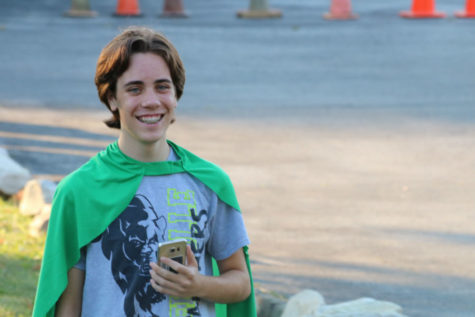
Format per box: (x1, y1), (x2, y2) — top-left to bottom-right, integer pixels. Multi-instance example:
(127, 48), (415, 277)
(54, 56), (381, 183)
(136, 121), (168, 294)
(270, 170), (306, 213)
(157, 239), (187, 273)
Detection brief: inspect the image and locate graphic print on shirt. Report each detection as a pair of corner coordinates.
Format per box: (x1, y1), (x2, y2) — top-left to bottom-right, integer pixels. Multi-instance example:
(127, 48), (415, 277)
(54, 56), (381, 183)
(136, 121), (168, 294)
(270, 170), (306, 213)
(94, 194), (167, 317)
(167, 188), (209, 317)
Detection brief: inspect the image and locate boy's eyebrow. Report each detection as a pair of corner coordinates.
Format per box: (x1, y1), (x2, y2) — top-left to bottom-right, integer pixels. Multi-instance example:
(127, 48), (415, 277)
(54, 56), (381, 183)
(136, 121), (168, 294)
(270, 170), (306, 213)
(124, 80), (143, 87)
(123, 78), (172, 87)
(155, 79), (173, 84)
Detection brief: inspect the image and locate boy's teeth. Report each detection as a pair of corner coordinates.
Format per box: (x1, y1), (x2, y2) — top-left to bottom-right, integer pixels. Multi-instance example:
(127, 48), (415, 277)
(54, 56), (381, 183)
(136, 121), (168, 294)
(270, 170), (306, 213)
(138, 115), (162, 123)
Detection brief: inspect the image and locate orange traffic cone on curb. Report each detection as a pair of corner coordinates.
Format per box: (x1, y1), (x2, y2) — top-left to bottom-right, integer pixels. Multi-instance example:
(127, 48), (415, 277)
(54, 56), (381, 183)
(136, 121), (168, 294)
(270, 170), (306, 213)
(237, 0), (282, 19)
(455, 0), (475, 18)
(323, 0), (358, 20)
(115, 0), (141, 16)
(400, 0), (445, 18)
(161, 0), (188, 18)
(64, 0), (97, 17)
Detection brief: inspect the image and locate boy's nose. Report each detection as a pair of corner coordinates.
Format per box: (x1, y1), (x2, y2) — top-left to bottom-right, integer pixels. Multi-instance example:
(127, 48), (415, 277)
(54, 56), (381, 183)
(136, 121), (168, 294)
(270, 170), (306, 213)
(141, 91), (160, 107)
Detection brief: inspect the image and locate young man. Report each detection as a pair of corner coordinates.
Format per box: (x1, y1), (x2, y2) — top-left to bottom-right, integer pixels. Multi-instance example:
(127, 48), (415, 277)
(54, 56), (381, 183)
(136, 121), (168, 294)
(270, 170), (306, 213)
(33, 26), (255, 317)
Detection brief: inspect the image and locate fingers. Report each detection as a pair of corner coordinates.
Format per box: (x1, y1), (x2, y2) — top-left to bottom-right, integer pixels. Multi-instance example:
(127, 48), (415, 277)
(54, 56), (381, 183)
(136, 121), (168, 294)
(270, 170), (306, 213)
(150, 278), (183, 297)
(186, 245), (198, 268)
(150, 261), (182, 282)
(148, 245), (201, 298)
(158, 256), (190, 276)
(149, 261), (194, 298)
(149, 265), (184, 295)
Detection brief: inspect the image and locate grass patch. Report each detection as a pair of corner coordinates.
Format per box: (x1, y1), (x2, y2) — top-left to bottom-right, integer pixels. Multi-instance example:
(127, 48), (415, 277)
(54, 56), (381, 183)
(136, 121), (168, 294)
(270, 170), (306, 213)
(0, 199), (45, 316)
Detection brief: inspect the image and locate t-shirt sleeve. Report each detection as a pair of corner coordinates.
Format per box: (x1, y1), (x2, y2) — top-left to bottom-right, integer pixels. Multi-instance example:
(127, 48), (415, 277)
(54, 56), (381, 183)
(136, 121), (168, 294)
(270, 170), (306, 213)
(74, 247), (86, 271)
(207, 198), (250, 261)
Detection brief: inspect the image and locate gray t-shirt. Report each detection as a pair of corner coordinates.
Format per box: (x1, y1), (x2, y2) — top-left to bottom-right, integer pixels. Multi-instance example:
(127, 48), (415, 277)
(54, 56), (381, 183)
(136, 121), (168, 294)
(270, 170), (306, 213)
(75, 149), (249, 317)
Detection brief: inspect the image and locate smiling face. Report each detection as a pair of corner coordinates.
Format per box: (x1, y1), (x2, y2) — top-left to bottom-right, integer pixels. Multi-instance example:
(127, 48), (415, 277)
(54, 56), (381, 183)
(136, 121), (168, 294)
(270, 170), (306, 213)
(109, 52), (177, 160)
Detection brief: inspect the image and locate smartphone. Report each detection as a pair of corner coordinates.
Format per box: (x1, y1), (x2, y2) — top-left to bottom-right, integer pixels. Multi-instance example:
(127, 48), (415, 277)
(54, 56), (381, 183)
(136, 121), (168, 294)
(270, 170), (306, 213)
(158, 239), (187, 273)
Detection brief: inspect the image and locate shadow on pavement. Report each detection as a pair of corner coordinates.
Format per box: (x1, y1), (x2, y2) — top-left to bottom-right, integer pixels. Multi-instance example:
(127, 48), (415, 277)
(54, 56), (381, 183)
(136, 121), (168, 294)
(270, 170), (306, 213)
(0, 121), (115, 176)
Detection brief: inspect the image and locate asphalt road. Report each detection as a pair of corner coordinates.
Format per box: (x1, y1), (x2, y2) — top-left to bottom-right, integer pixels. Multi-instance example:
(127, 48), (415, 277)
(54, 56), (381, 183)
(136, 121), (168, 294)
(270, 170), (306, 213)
(1, 0), (474, 120)
(1, 0), (474, 316)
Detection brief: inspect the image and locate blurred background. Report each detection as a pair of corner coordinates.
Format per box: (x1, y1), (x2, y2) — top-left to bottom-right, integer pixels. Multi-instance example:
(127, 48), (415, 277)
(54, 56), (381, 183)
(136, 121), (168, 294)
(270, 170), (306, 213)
(0, 0), (474, 316)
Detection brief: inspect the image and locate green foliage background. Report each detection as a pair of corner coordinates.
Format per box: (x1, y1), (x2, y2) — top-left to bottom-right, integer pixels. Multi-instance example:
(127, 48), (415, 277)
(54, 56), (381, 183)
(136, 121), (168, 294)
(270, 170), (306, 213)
(0, 199), (45, 316)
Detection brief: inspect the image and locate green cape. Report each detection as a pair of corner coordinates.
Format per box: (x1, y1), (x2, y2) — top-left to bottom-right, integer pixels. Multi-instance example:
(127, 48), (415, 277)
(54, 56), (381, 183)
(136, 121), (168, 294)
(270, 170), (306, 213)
(33, 140), (256, 317)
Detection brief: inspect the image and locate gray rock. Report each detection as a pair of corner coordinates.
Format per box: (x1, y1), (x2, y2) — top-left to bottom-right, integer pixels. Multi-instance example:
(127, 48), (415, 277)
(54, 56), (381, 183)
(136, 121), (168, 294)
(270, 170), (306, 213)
(29, 203), (51, 237)
(282, 289), (326, 317)
(257, 292), (287, 317)
(316, 298), (407, 317)
(0, 148), (31, 195)
(19, 178), (57, 216)
(279, 290), (407, 317)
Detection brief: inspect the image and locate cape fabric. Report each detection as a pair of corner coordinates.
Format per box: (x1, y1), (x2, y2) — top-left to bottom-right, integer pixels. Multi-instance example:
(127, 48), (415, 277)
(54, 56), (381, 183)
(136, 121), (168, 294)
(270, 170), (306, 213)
(33, 140), (256, 317)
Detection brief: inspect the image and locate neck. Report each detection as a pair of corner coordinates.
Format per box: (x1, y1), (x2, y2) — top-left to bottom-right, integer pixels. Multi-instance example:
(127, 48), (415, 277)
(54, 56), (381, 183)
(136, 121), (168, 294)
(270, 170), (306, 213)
(117, 136), (170, 162)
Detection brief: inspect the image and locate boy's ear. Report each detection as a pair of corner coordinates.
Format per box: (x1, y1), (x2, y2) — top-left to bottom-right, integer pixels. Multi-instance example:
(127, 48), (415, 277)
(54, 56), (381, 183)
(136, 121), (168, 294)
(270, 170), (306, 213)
(109, 97), (118, 112)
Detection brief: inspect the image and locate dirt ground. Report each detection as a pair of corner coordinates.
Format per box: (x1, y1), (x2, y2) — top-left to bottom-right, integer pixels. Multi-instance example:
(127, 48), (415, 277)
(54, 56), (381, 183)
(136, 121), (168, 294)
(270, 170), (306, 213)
(1, 106), (474, 316)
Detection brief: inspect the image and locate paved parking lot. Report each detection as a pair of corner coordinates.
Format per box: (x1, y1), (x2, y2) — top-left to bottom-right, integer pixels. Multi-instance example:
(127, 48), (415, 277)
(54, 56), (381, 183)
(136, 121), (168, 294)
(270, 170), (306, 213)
(1, 0), (474, 316)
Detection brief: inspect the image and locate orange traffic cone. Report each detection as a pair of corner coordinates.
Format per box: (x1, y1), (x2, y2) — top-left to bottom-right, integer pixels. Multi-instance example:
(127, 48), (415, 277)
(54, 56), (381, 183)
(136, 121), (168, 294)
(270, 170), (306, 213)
(323, 0), (358, 20)
(455, 0), (475, 18)
(400, 0), (445, 18)
(237, 0), (282, 19)
(161, 0), (188, 17)
(64, 0), (97, 17)
(115, 0), (141, 16)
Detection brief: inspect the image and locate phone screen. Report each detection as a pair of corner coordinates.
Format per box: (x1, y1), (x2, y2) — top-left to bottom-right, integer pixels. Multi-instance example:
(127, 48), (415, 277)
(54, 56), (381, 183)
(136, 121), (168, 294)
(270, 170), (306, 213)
(171, 256), (184, 265)
(158, 240), (187, 273)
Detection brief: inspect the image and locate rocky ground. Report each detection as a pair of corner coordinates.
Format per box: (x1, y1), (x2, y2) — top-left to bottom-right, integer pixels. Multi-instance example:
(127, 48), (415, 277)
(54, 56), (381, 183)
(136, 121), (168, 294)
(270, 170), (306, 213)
(1, 106), (474, 316)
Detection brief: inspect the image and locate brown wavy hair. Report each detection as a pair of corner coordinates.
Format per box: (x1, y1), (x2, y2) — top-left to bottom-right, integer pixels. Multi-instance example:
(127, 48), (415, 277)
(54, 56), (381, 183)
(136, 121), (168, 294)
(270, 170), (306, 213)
(95, 26), (185, 129)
